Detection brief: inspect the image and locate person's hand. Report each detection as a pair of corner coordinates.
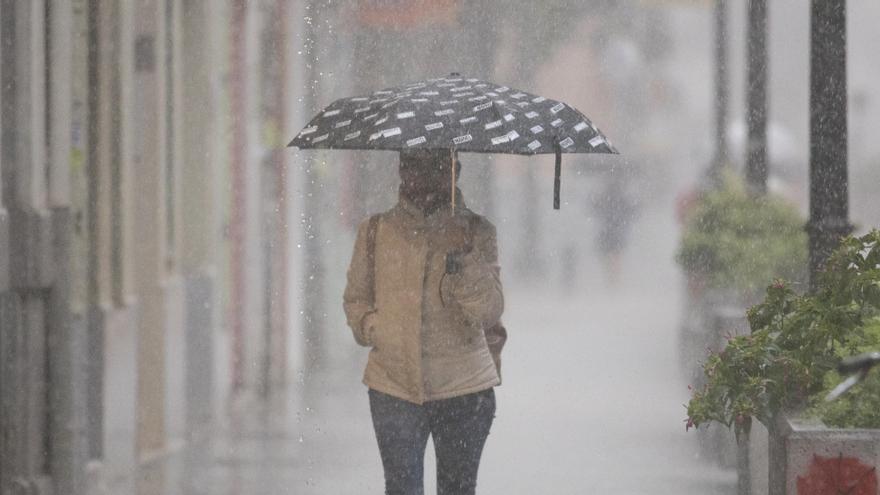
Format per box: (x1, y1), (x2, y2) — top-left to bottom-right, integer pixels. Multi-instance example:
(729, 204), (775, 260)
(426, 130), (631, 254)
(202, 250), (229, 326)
(433, 215), (472, 254)
(361, 311), (379, 346)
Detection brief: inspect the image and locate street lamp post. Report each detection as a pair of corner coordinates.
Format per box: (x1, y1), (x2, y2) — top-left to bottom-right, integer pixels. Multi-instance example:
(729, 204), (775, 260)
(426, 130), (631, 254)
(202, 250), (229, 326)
(745, 0), (768, 195)
(807, 0), (851, 291)
(710, 0), (729, 183)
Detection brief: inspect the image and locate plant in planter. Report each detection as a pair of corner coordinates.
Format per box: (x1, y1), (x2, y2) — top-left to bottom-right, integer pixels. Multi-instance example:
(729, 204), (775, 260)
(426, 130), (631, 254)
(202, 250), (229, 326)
(676, 171), (808, 299)
(685, 229), (880, 436)
(807, 313), (880, 428)
(676, 172), (810, 467)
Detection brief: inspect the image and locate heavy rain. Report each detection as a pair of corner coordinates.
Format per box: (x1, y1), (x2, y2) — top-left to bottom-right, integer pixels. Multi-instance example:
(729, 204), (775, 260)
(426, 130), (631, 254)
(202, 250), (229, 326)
(1, 1), (880, 495)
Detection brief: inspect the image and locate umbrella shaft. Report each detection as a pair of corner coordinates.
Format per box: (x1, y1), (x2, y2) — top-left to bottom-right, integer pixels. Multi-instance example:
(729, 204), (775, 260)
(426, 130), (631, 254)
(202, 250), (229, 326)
(451, 148), (457, 213)
(554, 146), (561, 210)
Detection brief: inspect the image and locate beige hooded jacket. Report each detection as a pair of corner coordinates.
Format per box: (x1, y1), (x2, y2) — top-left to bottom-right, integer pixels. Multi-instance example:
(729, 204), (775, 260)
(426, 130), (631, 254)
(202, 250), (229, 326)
(343, 192), (504, 404)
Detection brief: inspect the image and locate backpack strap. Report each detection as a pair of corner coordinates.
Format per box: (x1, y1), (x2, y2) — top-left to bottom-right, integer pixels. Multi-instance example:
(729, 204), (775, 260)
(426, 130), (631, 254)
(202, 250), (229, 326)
(366, 214), (380, 305)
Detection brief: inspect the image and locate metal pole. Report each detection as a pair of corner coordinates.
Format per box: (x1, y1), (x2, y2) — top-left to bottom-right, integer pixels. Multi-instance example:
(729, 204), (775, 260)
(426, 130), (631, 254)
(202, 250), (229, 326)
(807, 0), (850, 291)
(735, 422), (752, 495)
(710, 0), (729, 183)
(451, 148), (456, 214)
(745, 0), (768, 195)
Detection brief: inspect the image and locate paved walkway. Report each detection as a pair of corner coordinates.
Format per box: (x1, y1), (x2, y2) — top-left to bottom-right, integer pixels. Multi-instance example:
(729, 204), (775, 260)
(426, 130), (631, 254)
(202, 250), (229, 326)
(163, 185), (738, 494)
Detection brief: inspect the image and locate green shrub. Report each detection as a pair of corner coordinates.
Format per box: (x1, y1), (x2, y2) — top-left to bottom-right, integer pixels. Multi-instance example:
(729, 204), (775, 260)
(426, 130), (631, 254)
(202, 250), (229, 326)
(677, 172), (808, 296)
(685, 230), (880, 434)
(807, 318), (880, 428)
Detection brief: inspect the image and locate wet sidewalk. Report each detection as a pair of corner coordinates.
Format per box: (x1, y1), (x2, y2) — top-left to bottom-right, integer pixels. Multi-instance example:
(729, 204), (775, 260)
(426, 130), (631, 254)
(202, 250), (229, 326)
(161, 289), (737, 495)
(159, 201), (739, 495)
(170, 377), (382, 494)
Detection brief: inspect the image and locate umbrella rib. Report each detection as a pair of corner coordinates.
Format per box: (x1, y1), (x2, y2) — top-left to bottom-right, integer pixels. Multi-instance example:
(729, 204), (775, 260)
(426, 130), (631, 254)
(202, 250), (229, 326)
(470, 81), (514, 149)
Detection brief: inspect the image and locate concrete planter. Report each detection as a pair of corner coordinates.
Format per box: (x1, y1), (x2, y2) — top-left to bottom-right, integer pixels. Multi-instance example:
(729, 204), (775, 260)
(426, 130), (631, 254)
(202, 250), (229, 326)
(747, 414), (880, 494)
(783, 416), (880, 494)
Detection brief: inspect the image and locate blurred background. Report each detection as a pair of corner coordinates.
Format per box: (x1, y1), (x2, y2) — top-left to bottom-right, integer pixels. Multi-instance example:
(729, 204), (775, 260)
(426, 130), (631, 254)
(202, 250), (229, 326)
(1, 1), (878, 494)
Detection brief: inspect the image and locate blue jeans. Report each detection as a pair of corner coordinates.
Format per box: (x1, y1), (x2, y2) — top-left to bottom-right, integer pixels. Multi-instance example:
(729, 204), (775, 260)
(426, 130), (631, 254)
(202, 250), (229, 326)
(369, 388), (496, 495)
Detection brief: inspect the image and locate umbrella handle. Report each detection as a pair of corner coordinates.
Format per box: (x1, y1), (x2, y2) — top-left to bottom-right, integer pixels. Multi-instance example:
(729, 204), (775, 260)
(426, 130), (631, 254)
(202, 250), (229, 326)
(451, 148), (457, 214)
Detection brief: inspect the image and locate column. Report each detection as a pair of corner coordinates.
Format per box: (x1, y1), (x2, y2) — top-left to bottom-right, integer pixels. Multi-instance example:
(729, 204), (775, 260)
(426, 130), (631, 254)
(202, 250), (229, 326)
(45, 1), (89, 494)
(179, 0), (220, 439)
(131, 0), (168, 461)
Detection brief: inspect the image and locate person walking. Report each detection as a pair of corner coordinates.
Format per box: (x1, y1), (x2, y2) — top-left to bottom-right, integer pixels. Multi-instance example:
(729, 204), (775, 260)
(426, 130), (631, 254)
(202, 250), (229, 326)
(591, 170), (638, 287)
(343, 149), (505, 495)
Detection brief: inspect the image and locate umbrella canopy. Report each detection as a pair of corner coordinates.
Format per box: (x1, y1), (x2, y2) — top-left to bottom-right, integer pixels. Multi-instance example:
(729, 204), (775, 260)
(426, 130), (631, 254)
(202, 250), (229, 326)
(289, 74), (618, 208)
(290, 74), (616, 155)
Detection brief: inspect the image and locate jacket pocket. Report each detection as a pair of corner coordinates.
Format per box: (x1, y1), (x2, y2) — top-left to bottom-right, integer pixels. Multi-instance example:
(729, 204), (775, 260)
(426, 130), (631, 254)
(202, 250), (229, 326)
(370, 313), (401, 355)
(369, 312), (386, 350)
(453, 314), (487, 352)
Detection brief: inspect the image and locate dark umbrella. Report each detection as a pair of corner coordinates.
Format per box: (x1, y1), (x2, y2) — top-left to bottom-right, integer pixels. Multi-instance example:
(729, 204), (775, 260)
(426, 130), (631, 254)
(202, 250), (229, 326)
(288, 73), (618, 209)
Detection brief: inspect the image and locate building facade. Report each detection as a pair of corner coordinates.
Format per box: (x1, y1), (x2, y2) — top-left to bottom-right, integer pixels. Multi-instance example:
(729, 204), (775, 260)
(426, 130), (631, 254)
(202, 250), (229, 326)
(0, 1), (295, 494)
